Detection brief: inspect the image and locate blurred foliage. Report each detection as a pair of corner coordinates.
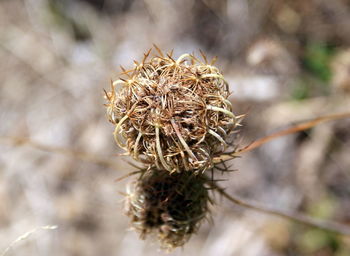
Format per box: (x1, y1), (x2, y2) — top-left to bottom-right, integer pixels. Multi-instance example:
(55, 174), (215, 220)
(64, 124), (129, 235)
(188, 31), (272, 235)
(291, 78), (310, 100)
(303, 42), (335, 83)
(48, 0), (91, 41)
(287, 196), (350, 256)
(299, 229), (339, 254)
(292, 42), (336, 100)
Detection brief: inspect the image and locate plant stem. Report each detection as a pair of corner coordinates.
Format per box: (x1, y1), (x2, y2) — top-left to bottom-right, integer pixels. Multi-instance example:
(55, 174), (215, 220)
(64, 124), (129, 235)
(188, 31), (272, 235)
(211, 181), (350, 236)
(215, 111), (350, 163)
(0, 136), (120, 169)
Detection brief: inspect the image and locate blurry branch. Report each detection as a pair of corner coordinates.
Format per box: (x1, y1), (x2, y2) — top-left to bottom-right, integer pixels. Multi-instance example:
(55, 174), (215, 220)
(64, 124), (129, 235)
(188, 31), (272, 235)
(0, 42), (62, 88)
(238, 112), (350, 154)
(216, 111), (350, 162)
(1, 225), (57, 256)
(212, 181), (350, 237)
(0, 136), (121, 170)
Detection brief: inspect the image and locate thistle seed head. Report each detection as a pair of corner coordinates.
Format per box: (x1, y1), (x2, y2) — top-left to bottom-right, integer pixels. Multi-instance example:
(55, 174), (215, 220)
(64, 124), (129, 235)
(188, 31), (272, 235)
(105, 48), (238, 173)
(125, 169), (210, 250)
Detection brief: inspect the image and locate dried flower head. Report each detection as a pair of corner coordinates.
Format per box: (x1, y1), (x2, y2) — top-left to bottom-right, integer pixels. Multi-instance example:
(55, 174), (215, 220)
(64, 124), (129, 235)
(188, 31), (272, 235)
(125, 169), (210, 250)
(105, 48), (239, 173)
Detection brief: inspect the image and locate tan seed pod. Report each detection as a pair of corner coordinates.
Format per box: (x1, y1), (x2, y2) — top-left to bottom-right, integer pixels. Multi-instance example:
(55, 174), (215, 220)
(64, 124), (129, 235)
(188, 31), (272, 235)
(125, 168), (210, 250)
(105, 48), (239, 173)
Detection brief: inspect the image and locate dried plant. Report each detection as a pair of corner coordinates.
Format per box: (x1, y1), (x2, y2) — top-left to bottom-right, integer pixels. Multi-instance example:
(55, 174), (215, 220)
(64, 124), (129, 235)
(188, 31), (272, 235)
(103, 47), (350, 251)
(0, 225), (57, 256)
(125, 168), (210, 250)
(105, 47), (241, 174)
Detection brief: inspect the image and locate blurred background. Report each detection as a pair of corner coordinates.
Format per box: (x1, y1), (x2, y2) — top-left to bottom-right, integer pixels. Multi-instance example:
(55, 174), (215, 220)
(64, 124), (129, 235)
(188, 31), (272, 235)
(0, 0), (350, 255)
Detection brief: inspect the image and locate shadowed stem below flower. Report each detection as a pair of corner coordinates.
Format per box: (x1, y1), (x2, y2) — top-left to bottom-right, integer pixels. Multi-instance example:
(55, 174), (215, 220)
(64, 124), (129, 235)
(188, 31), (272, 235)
(210, 180), (350, 236)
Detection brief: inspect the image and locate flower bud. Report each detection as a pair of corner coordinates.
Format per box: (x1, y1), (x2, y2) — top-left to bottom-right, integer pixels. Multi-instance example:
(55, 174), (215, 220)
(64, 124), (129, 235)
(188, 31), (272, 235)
(105, 49), (238, 173)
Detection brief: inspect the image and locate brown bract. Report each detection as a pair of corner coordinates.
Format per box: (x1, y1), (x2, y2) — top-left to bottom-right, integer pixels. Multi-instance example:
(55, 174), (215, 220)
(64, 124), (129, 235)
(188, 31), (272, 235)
(125, 169), (210, 250)
(105, 49), (238, 173)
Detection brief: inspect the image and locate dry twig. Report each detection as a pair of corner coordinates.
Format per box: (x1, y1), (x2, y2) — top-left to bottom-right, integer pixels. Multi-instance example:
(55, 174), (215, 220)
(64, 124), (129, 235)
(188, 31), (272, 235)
(211, 181), (350, 236)
(215, 111), (350, 162)
(0, 136), (120, 169)
(1, 225), (57, 256)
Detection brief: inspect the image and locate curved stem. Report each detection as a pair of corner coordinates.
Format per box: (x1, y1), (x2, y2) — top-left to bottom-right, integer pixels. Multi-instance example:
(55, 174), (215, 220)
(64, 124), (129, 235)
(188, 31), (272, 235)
(155, 126), (172, 172)
(206, 105), (236, 119)
(215, 111), (350, 163)
(201, 74), (224, 80)
(176, 53), (192, 65)
(171, 119), (197, 161)
(208, 129), (226, 145)
(211, 180), (350, 236)
(240, 112), (350, 155)
(113, 115), (129, 149)
(0, 136), (121, 170)
(112, 79), (126, 87)
(133, 132), (142, 160)
(1, 225), (58, 256)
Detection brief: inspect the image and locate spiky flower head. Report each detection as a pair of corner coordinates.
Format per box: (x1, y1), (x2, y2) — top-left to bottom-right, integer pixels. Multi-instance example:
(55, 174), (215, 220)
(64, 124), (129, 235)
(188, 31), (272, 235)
(125, 169), (210, 250)
(105, 48), (238, 173)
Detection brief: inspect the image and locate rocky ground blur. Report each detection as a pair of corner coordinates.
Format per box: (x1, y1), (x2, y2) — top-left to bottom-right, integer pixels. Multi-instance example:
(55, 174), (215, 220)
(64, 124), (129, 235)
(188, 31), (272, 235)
(0, 0), (350, 255)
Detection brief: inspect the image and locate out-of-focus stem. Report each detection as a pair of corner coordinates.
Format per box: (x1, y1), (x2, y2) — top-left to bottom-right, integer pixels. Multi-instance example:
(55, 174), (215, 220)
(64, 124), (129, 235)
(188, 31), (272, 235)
(211, 180), (350, 236)
(0, 136), (121, 170)
(215, 111), (350, 163)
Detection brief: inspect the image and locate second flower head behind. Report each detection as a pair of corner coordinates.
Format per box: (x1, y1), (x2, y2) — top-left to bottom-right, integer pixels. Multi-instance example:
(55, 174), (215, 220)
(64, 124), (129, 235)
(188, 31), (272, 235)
(105, 48), (240, 174)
